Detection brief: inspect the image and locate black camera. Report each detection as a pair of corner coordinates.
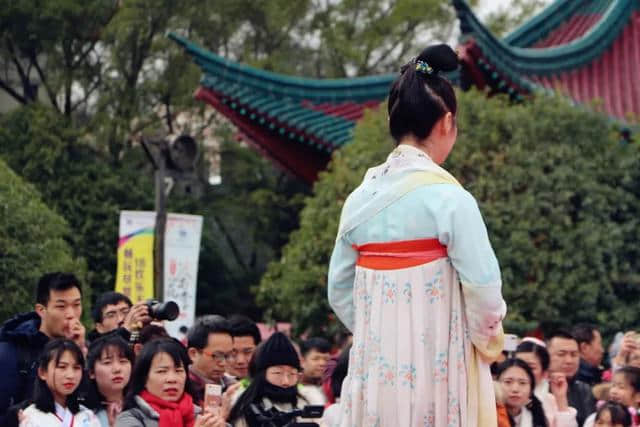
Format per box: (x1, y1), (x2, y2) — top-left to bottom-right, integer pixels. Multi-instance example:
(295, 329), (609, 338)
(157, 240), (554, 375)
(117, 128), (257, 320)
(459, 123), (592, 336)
(249, 404), (324, 426)
(145, 300), (179, 321)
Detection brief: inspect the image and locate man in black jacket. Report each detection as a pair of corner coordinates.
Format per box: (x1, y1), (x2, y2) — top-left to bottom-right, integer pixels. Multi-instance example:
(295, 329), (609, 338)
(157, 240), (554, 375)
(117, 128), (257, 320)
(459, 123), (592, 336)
(547, 329), (596, 426)
(0, 273), (83, 423)
(573, 323), (605, 386)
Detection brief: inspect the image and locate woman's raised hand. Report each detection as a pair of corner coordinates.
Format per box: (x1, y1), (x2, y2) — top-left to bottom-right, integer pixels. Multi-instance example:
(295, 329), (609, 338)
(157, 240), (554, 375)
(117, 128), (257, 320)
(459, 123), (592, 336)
(195, 412), (227, 427)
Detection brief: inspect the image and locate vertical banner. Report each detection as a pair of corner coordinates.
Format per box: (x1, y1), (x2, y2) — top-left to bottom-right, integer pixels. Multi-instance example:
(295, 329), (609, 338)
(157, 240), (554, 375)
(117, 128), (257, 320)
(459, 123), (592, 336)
(163, 213), (203, 337)
(115, 211), (203, 337)
(115, 211), (155, 303)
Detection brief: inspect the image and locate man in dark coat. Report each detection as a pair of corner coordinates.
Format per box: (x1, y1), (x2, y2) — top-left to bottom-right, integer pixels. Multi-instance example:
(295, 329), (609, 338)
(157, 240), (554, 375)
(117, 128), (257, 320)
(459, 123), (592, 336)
(0, 272), (83, 423)
(573, 323), (605, 386)
(547, 329), (596, 426)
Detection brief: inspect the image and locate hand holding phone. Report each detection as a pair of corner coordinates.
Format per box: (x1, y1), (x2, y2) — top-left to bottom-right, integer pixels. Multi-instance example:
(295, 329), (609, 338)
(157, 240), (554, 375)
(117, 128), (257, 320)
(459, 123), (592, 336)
(204, 384), (222, 416)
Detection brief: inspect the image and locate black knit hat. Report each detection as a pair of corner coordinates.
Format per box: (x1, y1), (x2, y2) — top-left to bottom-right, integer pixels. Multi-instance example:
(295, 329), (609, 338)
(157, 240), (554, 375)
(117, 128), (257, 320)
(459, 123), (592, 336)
(256, 332), (301, 372)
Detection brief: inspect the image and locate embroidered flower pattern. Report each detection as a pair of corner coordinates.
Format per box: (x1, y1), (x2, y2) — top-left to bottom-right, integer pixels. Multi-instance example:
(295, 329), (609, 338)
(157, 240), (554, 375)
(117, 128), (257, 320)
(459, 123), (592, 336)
(424, 270), (444, 303)
(424, 407), (436, 427)
(382, 277), (397, 304)
(399, 363), (417, 389)
(447, 393), (460, 426)
(433, 351), (448, 383)
(378, 357), (396, 386)
(402, 282), (412, 304)
(343, 245), (474, 425)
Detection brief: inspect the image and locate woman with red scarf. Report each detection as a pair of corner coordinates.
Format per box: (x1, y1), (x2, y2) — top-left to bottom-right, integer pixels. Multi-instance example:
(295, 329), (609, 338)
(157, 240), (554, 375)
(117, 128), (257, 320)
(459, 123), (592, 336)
(115, 338), (226, 427)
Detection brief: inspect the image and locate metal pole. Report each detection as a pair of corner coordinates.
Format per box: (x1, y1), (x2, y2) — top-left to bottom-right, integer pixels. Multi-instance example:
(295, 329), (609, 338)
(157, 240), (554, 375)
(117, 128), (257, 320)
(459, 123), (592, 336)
(154, 152), (167, 300)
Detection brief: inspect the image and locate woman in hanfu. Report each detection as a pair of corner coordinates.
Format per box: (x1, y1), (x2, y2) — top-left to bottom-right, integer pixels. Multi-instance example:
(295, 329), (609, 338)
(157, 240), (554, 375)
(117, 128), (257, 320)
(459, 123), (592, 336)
(327, 44), (507, 427)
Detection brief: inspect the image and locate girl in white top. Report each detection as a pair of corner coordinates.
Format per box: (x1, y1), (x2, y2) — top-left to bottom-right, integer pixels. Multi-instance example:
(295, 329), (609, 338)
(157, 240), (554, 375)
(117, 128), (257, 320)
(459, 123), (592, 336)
(20, 339), (100, 427)
(86, 335), (134, 427)
(516, 339), (578, 427)
(496, 358), (549, 427)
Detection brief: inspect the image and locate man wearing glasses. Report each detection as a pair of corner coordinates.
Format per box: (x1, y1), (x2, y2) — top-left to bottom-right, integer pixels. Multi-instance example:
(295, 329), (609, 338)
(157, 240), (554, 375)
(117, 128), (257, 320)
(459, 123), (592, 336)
(88, 291), (151, 343)
(186, 316), (236, 406)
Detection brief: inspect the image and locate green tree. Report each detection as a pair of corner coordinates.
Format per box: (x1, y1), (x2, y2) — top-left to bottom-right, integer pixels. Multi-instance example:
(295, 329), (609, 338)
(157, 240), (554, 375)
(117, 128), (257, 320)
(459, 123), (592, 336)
(257, 90), (640, 337)
(0, 0), (119, 114)
(0, 104), (154, 299)
(0, 157), (86, 321)
(308, 0), (462, 77)
(484, 0), (548, 38)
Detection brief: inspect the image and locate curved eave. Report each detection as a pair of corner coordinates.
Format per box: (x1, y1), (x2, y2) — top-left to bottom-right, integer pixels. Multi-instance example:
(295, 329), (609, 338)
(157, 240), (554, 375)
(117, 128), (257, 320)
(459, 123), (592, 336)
(168, 32), (395, 102)
(503, 0), (585, 47)
(452, 0), (635, 75)
(195, 87), (333, 183)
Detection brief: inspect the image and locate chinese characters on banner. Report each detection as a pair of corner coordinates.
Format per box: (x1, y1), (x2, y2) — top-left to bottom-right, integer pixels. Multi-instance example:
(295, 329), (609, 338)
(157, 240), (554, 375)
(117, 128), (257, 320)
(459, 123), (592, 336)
(115, 211), (155, 303)
(114, 211), (203, 337)
(163, 213), (203, 337)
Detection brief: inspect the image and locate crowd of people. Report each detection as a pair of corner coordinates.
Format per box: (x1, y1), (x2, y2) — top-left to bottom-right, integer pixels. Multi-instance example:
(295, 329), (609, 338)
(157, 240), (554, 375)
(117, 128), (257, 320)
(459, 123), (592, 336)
(0, 272), (349, 427)
(2, 272), (640, 427)
(492, 326), (640, 427)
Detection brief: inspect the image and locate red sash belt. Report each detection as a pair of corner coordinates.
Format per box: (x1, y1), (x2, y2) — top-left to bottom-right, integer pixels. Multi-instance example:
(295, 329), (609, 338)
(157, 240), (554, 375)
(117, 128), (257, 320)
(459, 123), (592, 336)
(353, 238), (448, 270)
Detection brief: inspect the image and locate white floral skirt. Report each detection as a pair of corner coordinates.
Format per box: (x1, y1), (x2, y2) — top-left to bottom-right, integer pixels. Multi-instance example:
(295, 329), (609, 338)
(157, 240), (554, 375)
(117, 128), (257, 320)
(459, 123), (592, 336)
(336, 258), (471, 427)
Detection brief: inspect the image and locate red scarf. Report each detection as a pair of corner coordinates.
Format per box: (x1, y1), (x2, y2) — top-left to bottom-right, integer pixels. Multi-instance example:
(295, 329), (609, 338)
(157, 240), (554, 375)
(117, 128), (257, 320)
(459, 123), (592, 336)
(139, 390), (196, 427)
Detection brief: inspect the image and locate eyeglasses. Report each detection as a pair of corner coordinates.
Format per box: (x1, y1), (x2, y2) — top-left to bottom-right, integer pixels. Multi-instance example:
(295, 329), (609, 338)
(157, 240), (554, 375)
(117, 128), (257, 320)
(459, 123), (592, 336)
(103, 308), (130, 320)
(202, 350), (235, 363)
(267, 369), (300, 381)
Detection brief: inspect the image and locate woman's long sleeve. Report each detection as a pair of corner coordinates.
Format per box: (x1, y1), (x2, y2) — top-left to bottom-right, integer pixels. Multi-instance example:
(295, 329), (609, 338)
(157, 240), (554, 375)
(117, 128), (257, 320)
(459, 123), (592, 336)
(327, 234), (358, 332)
(435, 188), (507, 349)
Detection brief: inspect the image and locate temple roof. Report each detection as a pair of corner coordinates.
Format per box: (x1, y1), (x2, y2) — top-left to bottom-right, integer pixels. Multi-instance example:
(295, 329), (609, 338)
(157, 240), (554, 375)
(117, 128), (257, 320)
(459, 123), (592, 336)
(169, 32), (394, 182)
(455, 0), (640, 121)
(171, 0), (639, 182)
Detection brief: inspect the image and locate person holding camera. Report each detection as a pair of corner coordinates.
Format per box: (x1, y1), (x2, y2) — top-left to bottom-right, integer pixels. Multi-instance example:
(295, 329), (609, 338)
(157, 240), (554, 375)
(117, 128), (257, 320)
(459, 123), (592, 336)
(228, 332), (322, 427)
(88, 292), (152, 344)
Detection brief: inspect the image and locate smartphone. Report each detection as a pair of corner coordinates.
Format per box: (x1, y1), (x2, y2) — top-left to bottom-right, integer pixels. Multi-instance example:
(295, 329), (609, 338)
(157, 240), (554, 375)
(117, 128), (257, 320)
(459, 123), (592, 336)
(204, 384), (222, 415)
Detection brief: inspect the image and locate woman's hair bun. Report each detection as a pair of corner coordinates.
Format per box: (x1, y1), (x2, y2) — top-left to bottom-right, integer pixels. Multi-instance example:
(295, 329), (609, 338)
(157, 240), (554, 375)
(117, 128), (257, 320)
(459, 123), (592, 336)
(416, 44), (458, 73)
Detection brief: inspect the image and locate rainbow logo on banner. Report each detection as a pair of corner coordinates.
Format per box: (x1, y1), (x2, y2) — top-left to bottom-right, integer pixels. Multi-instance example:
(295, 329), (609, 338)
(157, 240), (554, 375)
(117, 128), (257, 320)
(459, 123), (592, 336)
(115, 227), (154, 303)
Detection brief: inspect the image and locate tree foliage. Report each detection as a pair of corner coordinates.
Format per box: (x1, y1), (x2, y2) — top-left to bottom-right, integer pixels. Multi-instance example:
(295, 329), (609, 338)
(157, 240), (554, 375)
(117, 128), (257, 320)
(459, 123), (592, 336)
(0, 104), (305, 318)
(308, 0), (458, 77)
(0, 104), (153, 298)
(0, 0), (119, 113)
(484, 0), (548, 38)
(0, 156), (86, 321)
(257, 90), (640, 337)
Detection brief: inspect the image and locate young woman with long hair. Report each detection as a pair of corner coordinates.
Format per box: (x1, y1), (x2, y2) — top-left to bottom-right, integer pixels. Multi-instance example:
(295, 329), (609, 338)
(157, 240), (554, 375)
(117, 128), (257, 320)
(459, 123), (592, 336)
(20, 339), (100, 427)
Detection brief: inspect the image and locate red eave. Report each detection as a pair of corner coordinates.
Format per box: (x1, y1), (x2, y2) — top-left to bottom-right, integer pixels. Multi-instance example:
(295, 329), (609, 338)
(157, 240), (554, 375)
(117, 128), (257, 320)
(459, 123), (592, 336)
(534, 13), (603, 48)
(195, 87), (330, 183)
(530, 10), (640, 121)
(302, 100), (382, 121)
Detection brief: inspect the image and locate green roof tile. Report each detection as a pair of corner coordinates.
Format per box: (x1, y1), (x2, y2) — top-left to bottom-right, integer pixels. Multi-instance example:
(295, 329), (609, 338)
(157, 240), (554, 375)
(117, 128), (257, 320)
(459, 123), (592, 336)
(168, 32), (394, 103)
(454, 0), (634, 76)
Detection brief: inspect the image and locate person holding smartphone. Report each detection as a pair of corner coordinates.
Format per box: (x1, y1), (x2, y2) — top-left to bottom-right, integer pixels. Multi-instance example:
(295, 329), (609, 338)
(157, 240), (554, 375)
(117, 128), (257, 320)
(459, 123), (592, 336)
(115, 338), (226, 427)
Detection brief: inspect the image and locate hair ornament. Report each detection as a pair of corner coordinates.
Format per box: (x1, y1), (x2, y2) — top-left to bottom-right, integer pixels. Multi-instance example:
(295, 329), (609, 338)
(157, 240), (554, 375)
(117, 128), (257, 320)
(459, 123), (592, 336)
(415, 60), (434, 75)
